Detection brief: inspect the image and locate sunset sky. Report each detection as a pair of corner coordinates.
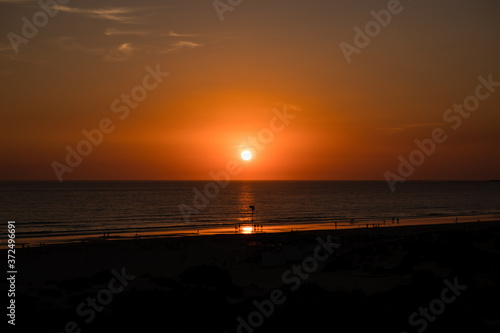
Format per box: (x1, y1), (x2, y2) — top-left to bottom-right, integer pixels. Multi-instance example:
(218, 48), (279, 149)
(1, 0), (499, 180)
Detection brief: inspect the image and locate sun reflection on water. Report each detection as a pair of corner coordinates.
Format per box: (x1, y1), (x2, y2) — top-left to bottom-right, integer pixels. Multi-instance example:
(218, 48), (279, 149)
(238, 183), (255, 222)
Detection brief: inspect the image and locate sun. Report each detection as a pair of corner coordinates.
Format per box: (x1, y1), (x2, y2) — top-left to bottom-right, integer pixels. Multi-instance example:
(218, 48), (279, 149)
(241, 150), (252, 161)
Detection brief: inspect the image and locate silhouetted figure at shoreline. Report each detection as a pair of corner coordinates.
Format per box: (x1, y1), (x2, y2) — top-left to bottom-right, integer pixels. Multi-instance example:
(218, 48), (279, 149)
(249, 205), (255, 223)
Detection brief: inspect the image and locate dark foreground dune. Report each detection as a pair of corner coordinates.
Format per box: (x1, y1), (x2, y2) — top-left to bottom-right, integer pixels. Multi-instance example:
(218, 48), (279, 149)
(2, 221), (500, 333)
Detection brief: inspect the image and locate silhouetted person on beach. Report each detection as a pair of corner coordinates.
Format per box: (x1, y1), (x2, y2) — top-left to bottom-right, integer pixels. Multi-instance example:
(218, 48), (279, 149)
(249, 205), (255, 223)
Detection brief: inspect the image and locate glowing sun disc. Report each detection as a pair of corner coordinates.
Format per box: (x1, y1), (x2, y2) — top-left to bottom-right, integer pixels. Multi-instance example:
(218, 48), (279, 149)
(241, 150), (252, 161)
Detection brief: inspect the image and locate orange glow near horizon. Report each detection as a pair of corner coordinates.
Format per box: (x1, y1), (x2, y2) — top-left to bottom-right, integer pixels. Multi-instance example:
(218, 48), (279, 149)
(0, 1), (499, 181)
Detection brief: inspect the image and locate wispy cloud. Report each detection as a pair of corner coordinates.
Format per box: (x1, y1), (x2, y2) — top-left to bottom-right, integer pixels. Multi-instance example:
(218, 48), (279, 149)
(104, 28), (154, 36)
(165, 41), (201, 53)
(55, 5), (176, 23)
(117, 42), (132, 53)
(101, 27), (202, 55)
(104, 28), (197, 38)
(52, 26), (203, 62)
(168, 31), (197, 37)
(104, 42), (134, 61)
(56, 6), (137, 23)
(57, 37), (135, 62)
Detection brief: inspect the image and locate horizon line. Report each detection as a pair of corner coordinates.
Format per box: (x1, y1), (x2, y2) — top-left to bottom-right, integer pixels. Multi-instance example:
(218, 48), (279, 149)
(1, 179), (498, 182)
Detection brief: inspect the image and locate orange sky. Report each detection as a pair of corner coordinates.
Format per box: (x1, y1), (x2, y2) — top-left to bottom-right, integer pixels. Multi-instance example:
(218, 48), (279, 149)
(1, 0), (500, 180)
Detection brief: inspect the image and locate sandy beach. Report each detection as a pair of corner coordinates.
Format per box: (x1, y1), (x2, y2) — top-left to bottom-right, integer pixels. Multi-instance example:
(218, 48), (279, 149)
(2, 218), (500, 332)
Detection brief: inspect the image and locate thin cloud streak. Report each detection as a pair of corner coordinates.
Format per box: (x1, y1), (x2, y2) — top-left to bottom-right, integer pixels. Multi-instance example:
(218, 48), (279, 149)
(55, 5), (176, 23)
(164, 41), (201, 53)
(56, 36), (202, 61)
(104, 28), (198, 38)
(168, 31), (197, 37)
(105, 28), (155, 36)
(56, 5), (138, 23)
(57, 37), (135, 62)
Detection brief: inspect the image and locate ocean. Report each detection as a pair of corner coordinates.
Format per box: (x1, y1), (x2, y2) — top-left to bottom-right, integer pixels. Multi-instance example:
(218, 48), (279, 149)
(1, 181), (499, 240)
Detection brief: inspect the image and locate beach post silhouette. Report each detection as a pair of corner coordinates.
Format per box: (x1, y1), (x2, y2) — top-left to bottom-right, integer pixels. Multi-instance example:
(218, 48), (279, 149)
(249, 205), (255, 223)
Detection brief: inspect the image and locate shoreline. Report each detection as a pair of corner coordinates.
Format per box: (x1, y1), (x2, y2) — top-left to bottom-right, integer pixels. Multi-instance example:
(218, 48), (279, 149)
(5, 213), (500, 249)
